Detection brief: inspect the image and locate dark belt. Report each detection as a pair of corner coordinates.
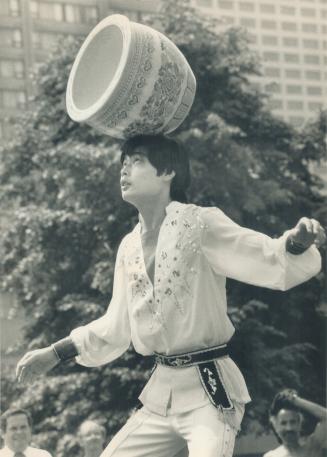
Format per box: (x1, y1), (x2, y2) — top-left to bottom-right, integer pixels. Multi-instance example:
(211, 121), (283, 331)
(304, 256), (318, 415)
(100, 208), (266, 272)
(154, 344), (233, 411)
(154, 344), (229, 368)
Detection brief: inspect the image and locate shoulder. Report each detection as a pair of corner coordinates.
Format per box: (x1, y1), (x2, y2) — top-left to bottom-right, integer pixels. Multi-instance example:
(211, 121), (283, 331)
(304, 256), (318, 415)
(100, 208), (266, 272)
(27, 447), (52, 457)
(263, 446), (288, 457)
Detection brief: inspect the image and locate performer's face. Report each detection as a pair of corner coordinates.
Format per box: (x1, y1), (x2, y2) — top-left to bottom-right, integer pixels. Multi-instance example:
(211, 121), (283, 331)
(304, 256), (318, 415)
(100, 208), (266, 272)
(120, 148), (171, 205)
(4, 414), (31, 452)
(273, 409), (301, 447)
(79, 421), (105, 455)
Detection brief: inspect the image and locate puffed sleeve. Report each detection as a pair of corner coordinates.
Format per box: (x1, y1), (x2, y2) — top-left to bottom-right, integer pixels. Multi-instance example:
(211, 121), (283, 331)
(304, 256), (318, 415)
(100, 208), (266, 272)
(199, 207), (321, 290)
(70, 238), (131, 367)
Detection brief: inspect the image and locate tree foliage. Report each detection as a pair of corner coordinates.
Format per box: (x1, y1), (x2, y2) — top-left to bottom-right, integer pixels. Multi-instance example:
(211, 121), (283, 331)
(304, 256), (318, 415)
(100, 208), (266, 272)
(1, 1), (326, 454)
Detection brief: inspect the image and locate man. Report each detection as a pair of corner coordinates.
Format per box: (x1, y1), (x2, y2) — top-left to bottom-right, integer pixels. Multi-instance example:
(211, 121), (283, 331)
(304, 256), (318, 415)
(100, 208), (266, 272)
(0, 408), (52, 457)
(16, 135), (325, 457)
(78, 420), (106, 457)
(264, 389), (327, 457)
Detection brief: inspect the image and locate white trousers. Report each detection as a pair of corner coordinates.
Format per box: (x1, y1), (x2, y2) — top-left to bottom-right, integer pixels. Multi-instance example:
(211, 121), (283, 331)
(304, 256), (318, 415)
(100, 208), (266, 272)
(101, 403), (241, 457)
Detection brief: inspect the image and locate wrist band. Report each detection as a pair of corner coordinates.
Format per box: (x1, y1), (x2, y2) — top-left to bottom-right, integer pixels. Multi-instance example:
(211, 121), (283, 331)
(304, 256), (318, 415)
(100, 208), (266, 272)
(286, 237), (307, 255)
(52, 337), (78, 362)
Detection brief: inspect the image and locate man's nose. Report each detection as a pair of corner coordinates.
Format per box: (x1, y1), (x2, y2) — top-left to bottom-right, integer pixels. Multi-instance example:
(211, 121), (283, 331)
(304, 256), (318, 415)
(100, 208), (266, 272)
(121, 164), (129, 176)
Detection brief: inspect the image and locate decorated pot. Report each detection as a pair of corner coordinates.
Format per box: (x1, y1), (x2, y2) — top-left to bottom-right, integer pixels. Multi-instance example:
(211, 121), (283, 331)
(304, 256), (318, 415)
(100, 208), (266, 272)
(66, 14), (196, 139)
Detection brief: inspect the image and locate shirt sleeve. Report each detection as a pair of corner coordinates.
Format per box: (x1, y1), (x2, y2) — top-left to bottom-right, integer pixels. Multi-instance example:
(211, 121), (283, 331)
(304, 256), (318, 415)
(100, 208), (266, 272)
(199, 207), (321, 291)
(70, 238), (131, 367)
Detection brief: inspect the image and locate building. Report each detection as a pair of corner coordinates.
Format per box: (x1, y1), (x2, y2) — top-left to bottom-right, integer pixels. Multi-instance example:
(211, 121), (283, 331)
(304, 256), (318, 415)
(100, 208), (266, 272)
(191, 0), (327, 127)
(0, 0), (156, 140)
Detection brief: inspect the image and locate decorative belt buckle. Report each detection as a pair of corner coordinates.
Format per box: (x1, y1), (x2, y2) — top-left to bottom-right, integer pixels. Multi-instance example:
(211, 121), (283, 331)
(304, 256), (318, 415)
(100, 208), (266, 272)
(170, 355), (192, 367)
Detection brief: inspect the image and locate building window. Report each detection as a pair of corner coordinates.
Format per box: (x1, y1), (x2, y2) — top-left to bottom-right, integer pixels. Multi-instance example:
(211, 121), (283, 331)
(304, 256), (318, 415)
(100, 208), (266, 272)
(308, 102), (323, 110)
(260, 4), (275, 14)
(32, 31), (61, 50)
(289, 116), (305, 127)
(281, 6), (296, 15)
(64, 4), (81, 23)
(269, 100), (283, 109)
(34, 2), (63, 21)
(302, 23), (318, 33)
(282, 22), (297, 31)
(262, 35), (278, 45)
(287, 100), (304, 110)
(0, 28), (22, 48)
(240, 17), (256, 28)
(197, 0), (213, 6)
(261, 20), (277, 29)
(0, 59), (24, 78)
(263, 51), (280, 62)
(303, 39), (319, 49)
(218, 0), (234, 9)
(222, 16), (235, 24)
(9, 0), (20, 16)
(307, 86), (322, 95)
(83, 6), (98, 24)
(265, 67), (281, 77)
(286, 85), (303, 94)
(265, 83), (281, 94)
(285, 69), (301, 78)
(305, 70), (321, 80)
(1, 90), (26, 109)
(284, 53), (300, 63)
(283, 37), (299, 47)
(301, 8), (316, 17)
(239, 2), (255, 12)
(304, 55), (320, 65)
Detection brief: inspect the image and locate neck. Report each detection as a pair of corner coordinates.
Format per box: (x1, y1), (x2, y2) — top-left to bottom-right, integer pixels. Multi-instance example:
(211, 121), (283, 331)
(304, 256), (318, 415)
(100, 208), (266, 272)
(137, 195), (172, 234)
(284, 441), (301, 454)
(84, 447), (102, 457)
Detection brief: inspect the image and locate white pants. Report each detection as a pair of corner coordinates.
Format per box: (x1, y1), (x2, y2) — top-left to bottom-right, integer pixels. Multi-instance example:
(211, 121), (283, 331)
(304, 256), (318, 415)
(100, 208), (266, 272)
(101, 403), (242, 457)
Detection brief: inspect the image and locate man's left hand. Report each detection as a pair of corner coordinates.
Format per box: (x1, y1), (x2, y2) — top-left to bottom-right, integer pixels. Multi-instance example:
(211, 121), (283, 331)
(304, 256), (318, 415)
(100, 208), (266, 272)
(290, 217), (326, 249)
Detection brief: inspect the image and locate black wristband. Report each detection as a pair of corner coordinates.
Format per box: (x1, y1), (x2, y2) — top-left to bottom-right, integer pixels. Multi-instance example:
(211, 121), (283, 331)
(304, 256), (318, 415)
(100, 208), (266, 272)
(286, 236), (308, 255)
(52, 337), (78, 362)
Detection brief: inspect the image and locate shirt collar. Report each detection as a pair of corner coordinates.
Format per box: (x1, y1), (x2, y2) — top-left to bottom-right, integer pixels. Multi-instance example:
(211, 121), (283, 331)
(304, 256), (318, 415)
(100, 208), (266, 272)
(136, 201), (184, 233)
(164, 201), (184, 214)
(1, 446), (29, 456)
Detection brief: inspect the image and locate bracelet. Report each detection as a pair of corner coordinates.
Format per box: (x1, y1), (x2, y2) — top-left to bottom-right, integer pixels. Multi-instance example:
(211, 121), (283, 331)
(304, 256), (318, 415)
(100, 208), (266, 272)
(51, 344), (61, 362)
(52, 337), (78, 362)
(286, 236), (307, 255)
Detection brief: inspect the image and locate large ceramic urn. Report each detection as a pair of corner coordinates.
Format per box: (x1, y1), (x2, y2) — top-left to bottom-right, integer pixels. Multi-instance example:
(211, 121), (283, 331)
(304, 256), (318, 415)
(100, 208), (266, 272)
(66, 14), (196, 139)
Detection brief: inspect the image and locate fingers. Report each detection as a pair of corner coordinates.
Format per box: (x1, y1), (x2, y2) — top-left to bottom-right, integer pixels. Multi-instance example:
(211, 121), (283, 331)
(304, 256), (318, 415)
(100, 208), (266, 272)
(16, 352), (33, 381)
(297, 217), (314, 235)
(313, 220), (326, 247)
(296, 217), (326, 248)
(16, 351), (40, 385)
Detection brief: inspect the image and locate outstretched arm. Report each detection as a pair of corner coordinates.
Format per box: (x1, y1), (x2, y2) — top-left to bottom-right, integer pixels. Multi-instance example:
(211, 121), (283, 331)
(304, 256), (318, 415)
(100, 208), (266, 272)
(16, 238), (131, 384)
(278, 389), (327, 422)
(200, 208), (324, 290)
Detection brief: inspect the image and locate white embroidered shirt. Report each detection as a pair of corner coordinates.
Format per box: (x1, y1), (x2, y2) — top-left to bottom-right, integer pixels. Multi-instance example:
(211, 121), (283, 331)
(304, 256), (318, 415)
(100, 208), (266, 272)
(71, 201), (321, 418)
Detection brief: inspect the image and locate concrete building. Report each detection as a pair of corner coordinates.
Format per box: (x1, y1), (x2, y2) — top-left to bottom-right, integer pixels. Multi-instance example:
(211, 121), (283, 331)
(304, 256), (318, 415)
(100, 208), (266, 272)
(191, 0), (327, 127)
(0, 0), (156, 140)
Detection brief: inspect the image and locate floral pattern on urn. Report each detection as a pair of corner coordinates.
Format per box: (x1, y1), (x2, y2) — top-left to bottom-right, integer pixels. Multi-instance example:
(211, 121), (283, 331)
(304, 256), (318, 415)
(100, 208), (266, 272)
(66, 14), (196, 139)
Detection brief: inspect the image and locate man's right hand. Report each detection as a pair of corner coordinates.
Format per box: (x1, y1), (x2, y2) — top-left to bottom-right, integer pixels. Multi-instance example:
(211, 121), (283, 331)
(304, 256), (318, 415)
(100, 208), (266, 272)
(16, 346), (59, 384)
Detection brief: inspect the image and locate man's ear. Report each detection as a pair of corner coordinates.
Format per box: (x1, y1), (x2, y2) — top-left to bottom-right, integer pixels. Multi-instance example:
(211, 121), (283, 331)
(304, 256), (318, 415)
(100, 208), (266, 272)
(162, 170), (175, 182)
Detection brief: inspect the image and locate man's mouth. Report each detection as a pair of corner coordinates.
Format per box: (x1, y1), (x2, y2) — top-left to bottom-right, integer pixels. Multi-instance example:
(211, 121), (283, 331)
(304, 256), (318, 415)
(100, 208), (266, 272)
(120, 180), (131, 190)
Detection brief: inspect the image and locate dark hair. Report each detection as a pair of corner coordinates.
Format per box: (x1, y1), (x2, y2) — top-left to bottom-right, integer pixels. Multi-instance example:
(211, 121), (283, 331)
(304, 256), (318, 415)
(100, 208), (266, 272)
(121, 135), (190, 203)
(1, 408), (32, 432)
(269, 389), (299, 417)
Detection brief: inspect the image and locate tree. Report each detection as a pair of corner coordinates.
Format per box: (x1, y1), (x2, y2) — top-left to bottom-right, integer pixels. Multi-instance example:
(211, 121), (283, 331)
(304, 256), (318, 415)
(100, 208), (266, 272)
(1, 1), (325, 454)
